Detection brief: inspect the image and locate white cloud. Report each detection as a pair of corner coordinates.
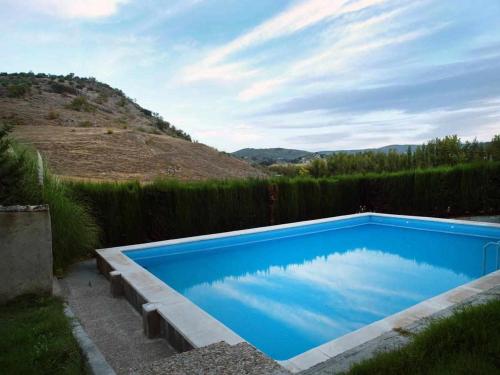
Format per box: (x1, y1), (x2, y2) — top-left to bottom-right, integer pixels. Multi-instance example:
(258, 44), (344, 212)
(11, 0), (129, 19)
(206, 0), (387, 65)
(181, 61), (260, 83)
(195, 124), (264, 148)
(180, 0), (388, 83)
(237, 4), (435, 101)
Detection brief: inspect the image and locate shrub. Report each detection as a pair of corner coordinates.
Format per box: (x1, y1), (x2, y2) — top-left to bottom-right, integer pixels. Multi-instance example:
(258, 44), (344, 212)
(95, 92), (108, 104)
(46, 110), (60, 120)
(65, 96), (95, 112)
(50, 82), (78, 95)
(6, 83), (30, 98)
(106, 129), (113, 134)
(117, 97), (127, 107)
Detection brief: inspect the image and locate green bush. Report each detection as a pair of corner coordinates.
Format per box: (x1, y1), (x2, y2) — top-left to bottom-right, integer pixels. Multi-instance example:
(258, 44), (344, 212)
(50, 82), (78, 95)
(68, 162), (500, 248)
(65, 96), (95, 112)
(6, 83), (31, 98)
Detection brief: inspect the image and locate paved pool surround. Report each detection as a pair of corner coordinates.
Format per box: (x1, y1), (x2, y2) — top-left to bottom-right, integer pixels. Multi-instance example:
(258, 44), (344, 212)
(96, 213), (500, 373)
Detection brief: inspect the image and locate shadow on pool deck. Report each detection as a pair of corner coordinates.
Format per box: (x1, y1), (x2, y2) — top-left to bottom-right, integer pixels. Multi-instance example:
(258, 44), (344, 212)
(59, 260), (177, 374)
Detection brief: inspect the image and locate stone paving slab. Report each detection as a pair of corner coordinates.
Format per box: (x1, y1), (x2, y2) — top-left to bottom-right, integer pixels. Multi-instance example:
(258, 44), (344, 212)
(59, 260), (177, 374)
(458, 215), (500, 224)
(131, 342), (291, 375)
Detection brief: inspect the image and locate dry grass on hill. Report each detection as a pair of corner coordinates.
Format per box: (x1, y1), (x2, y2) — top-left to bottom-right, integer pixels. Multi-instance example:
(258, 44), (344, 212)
(0, 73), (265, 181)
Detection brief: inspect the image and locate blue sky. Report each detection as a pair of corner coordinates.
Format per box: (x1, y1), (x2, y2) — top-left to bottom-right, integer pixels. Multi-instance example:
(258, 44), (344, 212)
(1, 0), (499, 152)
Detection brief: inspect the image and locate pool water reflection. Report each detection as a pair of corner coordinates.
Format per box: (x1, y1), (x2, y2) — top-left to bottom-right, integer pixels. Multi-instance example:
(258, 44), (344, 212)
(129, 219), (500, 360)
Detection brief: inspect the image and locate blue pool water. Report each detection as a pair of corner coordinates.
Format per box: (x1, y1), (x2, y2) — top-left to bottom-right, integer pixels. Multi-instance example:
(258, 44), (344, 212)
(126, 215), (500, 360)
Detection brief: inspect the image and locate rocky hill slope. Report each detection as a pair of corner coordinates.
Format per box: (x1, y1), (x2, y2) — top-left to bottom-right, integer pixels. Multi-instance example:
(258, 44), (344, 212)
(0, 72), (264, 181)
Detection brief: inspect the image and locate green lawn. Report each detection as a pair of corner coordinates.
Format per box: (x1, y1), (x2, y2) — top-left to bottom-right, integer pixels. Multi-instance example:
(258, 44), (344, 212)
(346, 299), (500, 375)
(0, 295), (86, 375)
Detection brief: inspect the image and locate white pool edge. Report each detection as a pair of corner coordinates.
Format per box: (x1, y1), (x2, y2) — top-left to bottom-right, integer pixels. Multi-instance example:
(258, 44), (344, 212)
(96, 212), (500, 373)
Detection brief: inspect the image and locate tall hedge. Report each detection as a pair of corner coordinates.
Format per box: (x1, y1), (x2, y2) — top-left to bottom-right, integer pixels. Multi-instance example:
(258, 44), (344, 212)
(69, 162), (500, 248)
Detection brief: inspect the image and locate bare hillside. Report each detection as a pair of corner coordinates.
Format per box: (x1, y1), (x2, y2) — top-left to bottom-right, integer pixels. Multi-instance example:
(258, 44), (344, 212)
(0, 73), (265, 181)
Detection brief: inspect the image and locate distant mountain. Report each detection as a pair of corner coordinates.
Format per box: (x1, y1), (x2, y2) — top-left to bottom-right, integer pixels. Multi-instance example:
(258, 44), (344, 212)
(233, 148), (312, 165)
(233, 145), (418, 165)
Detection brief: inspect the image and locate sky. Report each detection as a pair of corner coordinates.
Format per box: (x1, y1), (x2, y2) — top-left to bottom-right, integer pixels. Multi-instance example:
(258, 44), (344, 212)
(1, 0), (500, 152)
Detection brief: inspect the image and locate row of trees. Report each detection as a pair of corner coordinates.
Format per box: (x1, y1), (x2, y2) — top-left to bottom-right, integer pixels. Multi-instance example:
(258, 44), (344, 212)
(270, 135), (500, 177)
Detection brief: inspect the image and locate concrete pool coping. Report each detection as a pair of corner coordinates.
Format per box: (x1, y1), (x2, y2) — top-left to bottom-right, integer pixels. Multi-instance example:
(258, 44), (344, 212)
(95, 212), (500, 373)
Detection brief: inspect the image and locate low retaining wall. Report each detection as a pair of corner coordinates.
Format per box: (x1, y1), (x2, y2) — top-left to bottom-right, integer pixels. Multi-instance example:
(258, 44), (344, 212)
(0, 205), (53, 303)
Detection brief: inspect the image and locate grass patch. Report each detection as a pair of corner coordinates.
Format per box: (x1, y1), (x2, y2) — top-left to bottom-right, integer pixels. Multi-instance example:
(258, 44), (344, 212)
(0, 295), (86, 375)
(346, 299), (500, 375)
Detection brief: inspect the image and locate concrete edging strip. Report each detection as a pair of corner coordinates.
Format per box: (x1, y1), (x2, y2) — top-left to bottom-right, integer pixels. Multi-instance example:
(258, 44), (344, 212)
(64, 304), (116, 375)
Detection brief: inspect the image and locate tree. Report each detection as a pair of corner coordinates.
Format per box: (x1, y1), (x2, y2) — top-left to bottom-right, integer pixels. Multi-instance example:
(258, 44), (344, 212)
(308, 158), (328, 177)
(489, 135), (500, 161)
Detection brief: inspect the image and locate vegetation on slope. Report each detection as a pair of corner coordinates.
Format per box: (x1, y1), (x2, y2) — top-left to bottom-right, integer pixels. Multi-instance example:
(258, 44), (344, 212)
(1, 71), (264, 181)
(0, 71), (191, 141)
(0, 294), (86, 375)
(346, 299), (500, 375)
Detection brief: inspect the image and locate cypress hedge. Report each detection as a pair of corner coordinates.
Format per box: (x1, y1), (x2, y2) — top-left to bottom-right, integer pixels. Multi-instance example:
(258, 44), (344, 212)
(68, 162), (500, 248)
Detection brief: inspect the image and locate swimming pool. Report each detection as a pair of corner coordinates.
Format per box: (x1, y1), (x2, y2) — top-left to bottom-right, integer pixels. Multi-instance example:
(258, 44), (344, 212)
(97, 213), (500, 371)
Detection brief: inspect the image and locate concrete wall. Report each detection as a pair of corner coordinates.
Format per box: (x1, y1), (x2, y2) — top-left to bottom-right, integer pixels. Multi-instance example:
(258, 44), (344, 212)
(0, 205), (53, 303)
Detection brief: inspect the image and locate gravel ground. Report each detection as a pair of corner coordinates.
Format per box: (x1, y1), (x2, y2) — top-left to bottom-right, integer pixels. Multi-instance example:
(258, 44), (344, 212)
(131, 342), (291, 375)
(59, 260), (176, 374)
